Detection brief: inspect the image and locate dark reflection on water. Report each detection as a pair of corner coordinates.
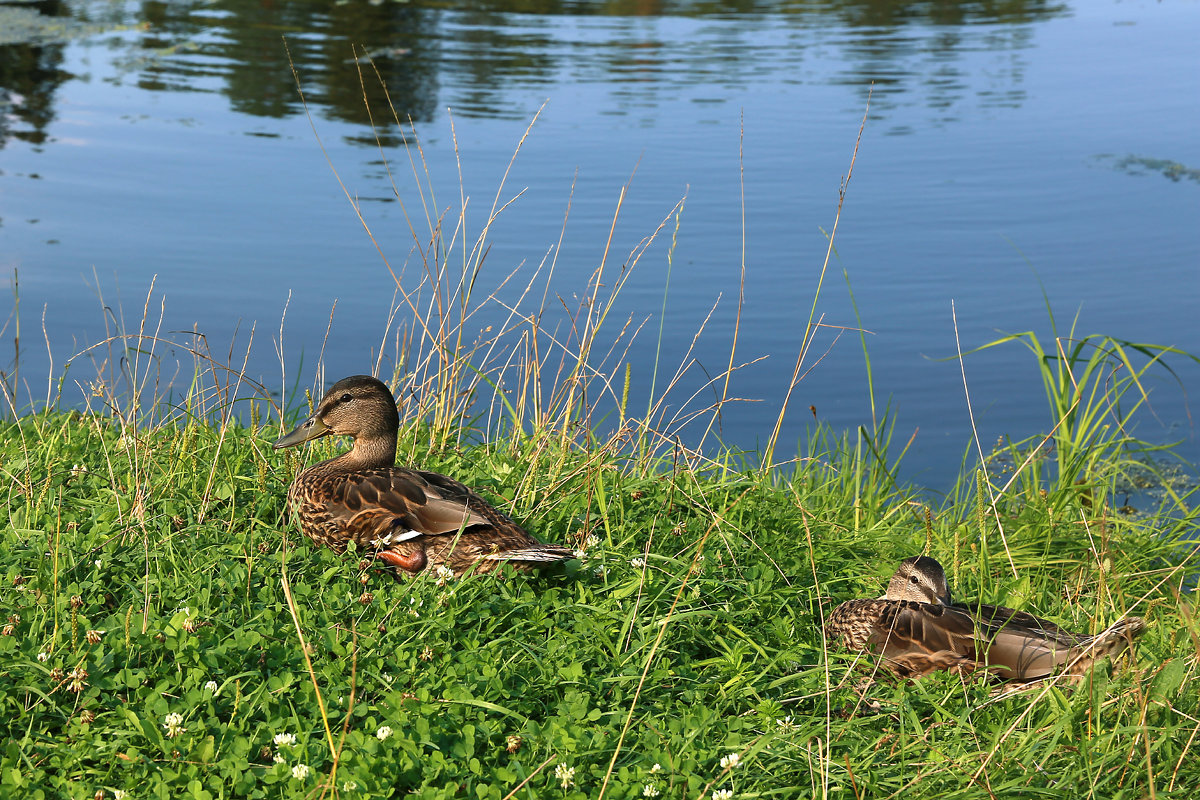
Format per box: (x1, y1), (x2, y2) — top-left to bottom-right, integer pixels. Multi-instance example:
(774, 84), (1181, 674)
(1, 0), (1066, 147)
(0, 1), (72, 147)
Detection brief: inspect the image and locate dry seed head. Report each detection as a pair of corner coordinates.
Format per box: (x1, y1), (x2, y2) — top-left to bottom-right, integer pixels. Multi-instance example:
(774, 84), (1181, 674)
(131, 487), (148, 524)
(505, 734), (522, 753)
(80, 709), (96, 724)
(86, 630), (103, 644)
(1, 625), (13, 637)
(70, 595), (83, 610)
(359, 592), (374, 605)
(50, 667), (64, 682)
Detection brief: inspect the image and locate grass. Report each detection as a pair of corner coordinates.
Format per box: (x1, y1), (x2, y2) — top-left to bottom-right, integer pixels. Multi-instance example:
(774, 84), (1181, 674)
(2, 388), (1198, 799)
(3, 79), (1200, 800)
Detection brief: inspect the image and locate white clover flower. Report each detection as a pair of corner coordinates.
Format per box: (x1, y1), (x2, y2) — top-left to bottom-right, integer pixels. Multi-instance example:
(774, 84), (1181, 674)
(713, 790), (733, 800)
(593, 565), (608, 579)
(162, 712), (186, 738)
(631, 557), (646, 568)
(776, 716), (796, 731)
(342, 781), (358, 791)
(273, 732), (297, 748)
(651, 763), (662, 773)
(94, 560), (102, 569)
(719, 752), (740, 770)
(643, 784), (660, 797)
(291, 763), (310, 780)
(273, 753), (285, 764)
(376, 725), (393, 741)
(37, 652), (49, 662)
(573, 548), (587, 560)
(554, 763), (576, 789)
(434, 565), (455, 586)
(585, 534), (600, 549)
(113, 791), (128, 800)
(381, 673), (394, 684)
(204, 680), (219, 695)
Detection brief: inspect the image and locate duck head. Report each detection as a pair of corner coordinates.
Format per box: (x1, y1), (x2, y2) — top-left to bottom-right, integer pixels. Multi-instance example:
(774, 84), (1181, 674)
(885, 555), (953, 605)
(273, 375), (399, 465)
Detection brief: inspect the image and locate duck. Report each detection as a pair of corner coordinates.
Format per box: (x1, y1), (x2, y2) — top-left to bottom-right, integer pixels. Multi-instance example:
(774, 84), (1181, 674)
(272, 374), (576, 576)
(825, 555), (1146, 681)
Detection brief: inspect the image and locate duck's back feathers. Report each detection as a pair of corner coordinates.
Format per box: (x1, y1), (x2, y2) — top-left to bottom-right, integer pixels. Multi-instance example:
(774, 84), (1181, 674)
(828, 598), (981, 678)
(288, 462), (571, 575)
(290, 465), (490, 550)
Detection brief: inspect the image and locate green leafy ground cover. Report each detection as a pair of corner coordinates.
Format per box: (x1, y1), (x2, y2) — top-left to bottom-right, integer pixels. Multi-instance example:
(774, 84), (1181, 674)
(2, 401), (1198, 799)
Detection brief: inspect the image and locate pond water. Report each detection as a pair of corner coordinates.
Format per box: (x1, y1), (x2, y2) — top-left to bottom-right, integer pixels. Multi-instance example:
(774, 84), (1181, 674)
(2, 0), (1198, 491)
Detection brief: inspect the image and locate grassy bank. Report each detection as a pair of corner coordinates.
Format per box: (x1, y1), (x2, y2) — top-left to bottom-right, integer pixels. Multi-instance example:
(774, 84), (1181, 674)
(1, 384), (1198, 799)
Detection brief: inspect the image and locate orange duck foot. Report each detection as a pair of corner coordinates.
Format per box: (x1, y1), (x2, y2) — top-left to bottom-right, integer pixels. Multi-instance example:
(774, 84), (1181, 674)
(377, 548), (428, 574)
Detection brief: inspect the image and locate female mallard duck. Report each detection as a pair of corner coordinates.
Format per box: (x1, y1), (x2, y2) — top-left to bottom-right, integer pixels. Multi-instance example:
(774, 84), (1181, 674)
(273, 375), (575, 576)
(825, 555), (1145, 680)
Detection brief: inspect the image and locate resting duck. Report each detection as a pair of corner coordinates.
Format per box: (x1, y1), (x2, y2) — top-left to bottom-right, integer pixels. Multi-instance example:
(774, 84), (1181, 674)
(273, 374), (575, 576)
(825, 555), (1145, 680)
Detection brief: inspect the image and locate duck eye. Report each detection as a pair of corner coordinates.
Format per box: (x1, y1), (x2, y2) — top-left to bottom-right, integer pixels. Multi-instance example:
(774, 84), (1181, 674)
(910, 576), (919, 584)
(340, 393), (352, 403)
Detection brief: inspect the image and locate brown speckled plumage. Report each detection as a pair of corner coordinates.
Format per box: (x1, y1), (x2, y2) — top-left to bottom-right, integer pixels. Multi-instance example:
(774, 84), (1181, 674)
(274, 375), (575, 576)
(825, 556), (1145, 681)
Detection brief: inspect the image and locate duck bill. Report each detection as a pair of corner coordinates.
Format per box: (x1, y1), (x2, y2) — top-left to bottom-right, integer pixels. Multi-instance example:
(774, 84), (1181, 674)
(273, 414), (330, 449)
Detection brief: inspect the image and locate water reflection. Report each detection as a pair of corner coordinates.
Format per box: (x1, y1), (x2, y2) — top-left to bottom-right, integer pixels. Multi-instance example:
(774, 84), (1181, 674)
(0, 0), (1068, 148)
(0, 1), (72, 148)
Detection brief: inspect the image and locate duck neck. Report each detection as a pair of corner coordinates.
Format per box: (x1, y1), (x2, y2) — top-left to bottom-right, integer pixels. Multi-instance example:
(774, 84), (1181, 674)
(341, 434), (397, 470)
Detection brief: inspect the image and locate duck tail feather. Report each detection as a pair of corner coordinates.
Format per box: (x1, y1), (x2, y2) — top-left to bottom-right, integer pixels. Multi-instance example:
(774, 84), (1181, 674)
(1092, 616), (1146, 657)
(1064, 616), (1147, 675)
(482, 546), (576, 563)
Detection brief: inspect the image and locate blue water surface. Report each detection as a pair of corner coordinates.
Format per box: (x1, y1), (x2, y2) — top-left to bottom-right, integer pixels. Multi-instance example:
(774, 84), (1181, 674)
(1, 0), (1197, 491)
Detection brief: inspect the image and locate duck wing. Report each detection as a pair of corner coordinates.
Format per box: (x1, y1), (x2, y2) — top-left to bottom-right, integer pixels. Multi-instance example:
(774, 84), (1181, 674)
(828, 599), (981, 678)
(968, 602), (1083, 642)
(323, 467), (494, 548)
(965, 604), (1145, 680)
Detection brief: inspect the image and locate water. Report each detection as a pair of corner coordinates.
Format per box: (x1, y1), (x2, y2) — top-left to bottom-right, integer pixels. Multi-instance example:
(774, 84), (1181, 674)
(2, 0), (1198, 490)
